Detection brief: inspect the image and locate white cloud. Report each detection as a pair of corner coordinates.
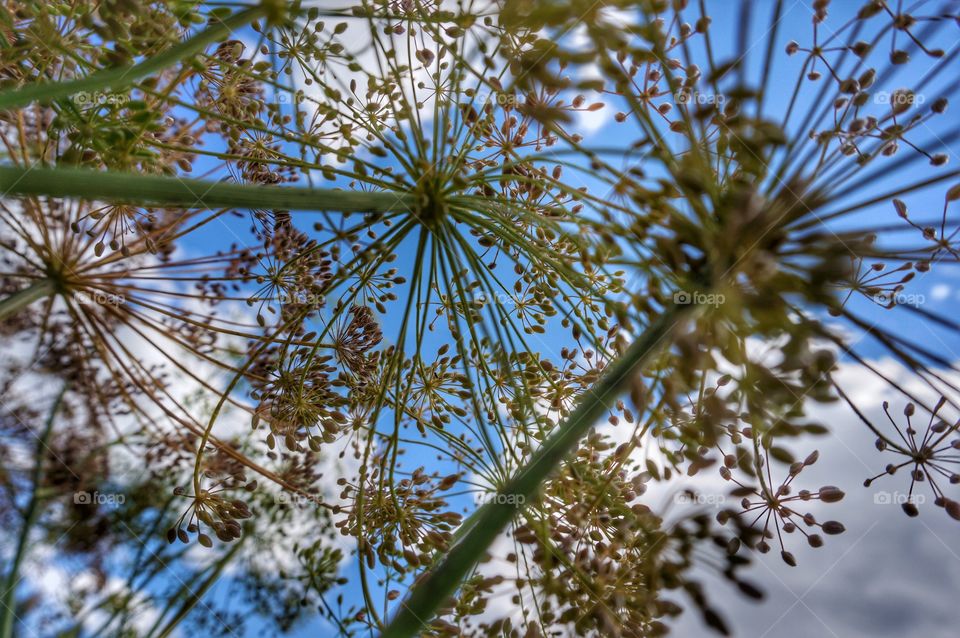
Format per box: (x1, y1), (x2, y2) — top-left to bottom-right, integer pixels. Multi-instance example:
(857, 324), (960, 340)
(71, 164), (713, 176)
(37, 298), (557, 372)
(668, 357), (960, 638)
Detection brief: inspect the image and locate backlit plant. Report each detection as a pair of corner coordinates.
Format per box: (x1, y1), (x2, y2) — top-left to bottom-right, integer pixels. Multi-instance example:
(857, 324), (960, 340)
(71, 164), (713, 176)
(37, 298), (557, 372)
(1, 0), (959, 636)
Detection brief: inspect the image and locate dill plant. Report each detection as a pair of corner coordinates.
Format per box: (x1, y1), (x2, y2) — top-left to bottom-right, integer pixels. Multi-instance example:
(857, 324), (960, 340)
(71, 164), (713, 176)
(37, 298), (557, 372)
(0, 1), (959, 637)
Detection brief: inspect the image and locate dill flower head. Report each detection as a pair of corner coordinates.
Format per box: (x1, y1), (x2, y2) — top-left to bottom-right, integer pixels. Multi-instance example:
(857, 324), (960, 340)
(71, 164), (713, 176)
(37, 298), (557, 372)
(2, 0), (960, 636)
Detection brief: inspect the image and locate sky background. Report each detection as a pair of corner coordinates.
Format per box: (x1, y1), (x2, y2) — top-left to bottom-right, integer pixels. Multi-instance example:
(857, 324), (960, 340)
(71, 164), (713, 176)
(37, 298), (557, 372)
(209, 1), (960, 636)
(10, 1), (960, 636)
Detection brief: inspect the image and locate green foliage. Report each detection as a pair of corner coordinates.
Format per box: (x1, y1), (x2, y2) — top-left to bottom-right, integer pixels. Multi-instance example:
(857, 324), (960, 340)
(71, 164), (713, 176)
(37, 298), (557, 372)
(0, 1), (959, 637)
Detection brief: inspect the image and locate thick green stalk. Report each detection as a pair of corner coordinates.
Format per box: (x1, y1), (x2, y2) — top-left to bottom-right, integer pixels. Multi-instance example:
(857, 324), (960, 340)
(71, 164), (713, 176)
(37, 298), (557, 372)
(0, 166), (415, 213)
(380, 304), (693, 638)
(0, 384), (67, 638)
(0, 7), (265, 110)
(0, 279), (55, 322)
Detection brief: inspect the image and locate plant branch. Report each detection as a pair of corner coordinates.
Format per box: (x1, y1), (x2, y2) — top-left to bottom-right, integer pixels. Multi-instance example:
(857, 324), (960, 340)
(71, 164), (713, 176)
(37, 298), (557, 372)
(380, 304), (694, 638)
(0, 279), (55, 321)
(0, 384), (68, 638)
(148, 538), (246, 638)
(0, 7), (266, 110)
(0, 166), (415, 213)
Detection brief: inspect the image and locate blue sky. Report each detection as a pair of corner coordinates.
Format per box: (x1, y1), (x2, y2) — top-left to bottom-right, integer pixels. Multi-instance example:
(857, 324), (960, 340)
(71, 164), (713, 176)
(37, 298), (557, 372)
(154, 1), (960, 636)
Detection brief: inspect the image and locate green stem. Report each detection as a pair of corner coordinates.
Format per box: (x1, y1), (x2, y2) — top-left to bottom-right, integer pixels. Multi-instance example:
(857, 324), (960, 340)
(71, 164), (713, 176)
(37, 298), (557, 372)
(380, 304), (693, 638)
(0, 279), (55, 321)
(0, 166), (415, 213)
(0, 7), (265, 110)
(0, 384), (68, 638)
(148, 539), (245, 638)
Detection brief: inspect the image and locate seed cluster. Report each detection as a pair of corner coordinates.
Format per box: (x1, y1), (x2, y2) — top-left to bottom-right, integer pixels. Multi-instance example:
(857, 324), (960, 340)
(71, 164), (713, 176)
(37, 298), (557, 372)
(1, 0), (960, 636)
